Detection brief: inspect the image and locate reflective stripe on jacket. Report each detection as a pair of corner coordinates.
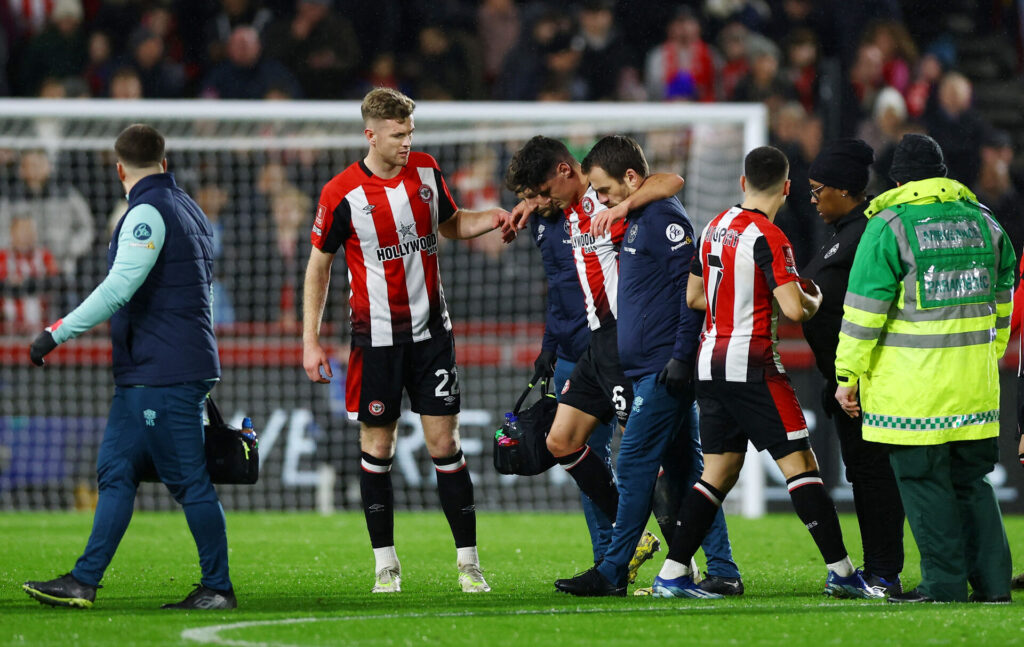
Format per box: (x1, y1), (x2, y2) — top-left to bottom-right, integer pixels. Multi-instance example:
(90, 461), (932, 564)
(834, 177), (1016, 444)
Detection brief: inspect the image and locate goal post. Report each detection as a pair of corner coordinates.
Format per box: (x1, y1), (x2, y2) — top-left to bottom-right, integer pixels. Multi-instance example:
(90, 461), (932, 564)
(0, 99), (768, 516)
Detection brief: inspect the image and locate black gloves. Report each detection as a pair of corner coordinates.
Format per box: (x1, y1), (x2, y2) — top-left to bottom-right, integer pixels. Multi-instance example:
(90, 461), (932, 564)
(29, 330), (57, 367)
(657, 358), (692, 395)
(532, 349), (557, 383)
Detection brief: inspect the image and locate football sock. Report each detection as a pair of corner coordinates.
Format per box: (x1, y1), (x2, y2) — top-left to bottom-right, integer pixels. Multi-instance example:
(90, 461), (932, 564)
(433, 450), (477, 549)
(360, 452), (394, 549)
(457, 546), (479, 567)
(665, 479), (725, 567)
(373, 546), (399, 572)
(556, 446), (619, 521)
(827, 556), (856, 578)
(786, 471), (849, 565)
(658, 558), (691, 580)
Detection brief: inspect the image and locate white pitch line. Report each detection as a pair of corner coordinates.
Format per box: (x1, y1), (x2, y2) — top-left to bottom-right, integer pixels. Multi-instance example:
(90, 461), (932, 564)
(181, 602), (877, 647)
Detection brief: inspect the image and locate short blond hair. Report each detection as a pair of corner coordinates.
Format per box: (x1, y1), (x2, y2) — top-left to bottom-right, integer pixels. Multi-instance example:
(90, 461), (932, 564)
(361, 87), (415, 124)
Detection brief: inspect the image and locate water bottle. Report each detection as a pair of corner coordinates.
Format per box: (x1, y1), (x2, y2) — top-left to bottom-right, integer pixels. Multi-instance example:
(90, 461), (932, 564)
(498, 412), (519, 447)
(241, 417), (257, 443)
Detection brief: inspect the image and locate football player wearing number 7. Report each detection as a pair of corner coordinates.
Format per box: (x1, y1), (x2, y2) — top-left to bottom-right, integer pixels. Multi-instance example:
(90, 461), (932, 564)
(650, 146), (882, 600)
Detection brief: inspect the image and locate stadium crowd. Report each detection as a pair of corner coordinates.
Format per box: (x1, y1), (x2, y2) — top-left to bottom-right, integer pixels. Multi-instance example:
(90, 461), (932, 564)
(0, 0), (1022, 332)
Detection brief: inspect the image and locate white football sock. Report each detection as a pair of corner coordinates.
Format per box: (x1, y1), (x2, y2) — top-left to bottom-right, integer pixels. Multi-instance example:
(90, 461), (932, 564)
(374, 546), (399, 572)
(658, 558), (691, 580)
(457, 546), (479, 567)
(827, 556), (854, 577)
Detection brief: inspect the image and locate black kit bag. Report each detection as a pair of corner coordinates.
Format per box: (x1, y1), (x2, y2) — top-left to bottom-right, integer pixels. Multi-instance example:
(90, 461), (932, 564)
(493, 378), (558, 476)
(202, 396), (259, 484)
(140, 396), (259, 485)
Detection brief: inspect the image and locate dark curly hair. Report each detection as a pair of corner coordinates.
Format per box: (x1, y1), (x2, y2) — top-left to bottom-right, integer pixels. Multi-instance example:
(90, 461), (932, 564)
(505, 135), (575, 193)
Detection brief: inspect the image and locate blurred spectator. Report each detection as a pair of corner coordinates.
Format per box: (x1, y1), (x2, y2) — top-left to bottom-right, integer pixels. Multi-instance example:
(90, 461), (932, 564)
(732, 36), (795, 114)
(0, 216), (61, 329)
(717, 21), (751, 100)
(17, 0), (87, 96)
(783, 27), (819, 113)
(861, 20), (917, 93)
(264, 186), (310, 325)
(404, 24), (482, 100)
(771, 101), (822, 268)
(644, 6), (717, 101)
(973, 129), (1024, 263)
(572, 0), (635, 101)
(477, 0), (519, 93)
(352, 52), (406, 97)
(263, 0), (360, 99)
(204, 0), (273, 67)
(109, 67), (143, 99)
(6, 0), (59, 42)
(335, 0), (401, 69)
(497, 10), (576, 101)
(704, 0), (771, 35)
(840, 43), (886, 136)
(857, 86), (907, 155)
(858, 87), (909, 195)
(0, 150), (94, 279)
(904, 52), (944, 119)
(201, 26), (301, 99)
(925, 71), (988, 186)
(83, 30), (114, 96)
(127, 27), (185, 98)
(37, 77), (67, 98)
(195, 182), (236, 325)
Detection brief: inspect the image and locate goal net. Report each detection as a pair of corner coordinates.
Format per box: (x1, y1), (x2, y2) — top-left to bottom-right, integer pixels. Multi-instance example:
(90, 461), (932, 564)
(0, 99), (766, 513)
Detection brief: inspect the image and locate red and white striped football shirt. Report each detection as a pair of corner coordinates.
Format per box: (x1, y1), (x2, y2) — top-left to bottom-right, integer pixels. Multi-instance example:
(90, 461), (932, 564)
(565, 186), (626, 331)
(692, 206), (799, 382)
(312, 152), (458, 347)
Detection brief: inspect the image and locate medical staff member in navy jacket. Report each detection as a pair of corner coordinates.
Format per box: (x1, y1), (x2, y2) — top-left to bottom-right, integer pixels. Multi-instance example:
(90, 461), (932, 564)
(23, 124), (235, 611)
(520, 188), (615, 563)
(555, 135), (740, 596)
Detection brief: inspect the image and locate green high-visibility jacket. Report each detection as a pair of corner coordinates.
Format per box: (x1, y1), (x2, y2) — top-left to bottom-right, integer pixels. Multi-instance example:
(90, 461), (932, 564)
(834, 177), (1016, 445)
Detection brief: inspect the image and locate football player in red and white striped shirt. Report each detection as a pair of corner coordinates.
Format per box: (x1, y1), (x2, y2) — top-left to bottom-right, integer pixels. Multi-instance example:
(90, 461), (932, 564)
(302, 88), (511, 595)
(651, 146), (882, 600)
(505, 136), (684, 562)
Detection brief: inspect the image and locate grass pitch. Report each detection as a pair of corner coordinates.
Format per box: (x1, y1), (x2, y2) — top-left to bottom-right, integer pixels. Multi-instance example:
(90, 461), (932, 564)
(2, 511), (1023, 646)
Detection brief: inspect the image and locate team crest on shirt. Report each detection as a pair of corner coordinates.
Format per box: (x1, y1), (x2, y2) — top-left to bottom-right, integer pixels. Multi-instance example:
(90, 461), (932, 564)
(563, 219), (571, 235)
(418, 184), (434, 203)
(582, 197), (594, 215)
(627, 224), (639, 243)
(369, 401), (385, 416)
(665, 223), (686, 243)
(133, 223), (152, 240)
(782, 245), (797, 273)
(824, 243), (840, 259)
(561, 379), (571, 395)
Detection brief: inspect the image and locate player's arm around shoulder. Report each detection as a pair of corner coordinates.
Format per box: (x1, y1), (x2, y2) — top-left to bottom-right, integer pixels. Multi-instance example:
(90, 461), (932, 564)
(438, 207), (512, 240)
(591, 172), (684, 238)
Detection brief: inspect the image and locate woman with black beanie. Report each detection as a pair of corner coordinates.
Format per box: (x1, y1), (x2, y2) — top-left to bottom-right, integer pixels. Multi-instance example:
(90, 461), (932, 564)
(802, 138), (906, 595)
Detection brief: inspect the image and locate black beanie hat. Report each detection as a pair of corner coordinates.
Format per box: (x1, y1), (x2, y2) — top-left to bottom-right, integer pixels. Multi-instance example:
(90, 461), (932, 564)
(890, 133), (947, 184)
(808, 138), (875, 195)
